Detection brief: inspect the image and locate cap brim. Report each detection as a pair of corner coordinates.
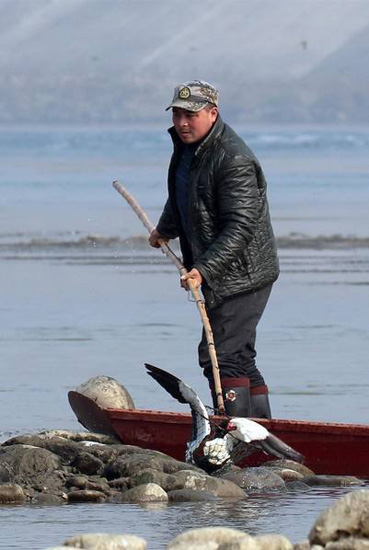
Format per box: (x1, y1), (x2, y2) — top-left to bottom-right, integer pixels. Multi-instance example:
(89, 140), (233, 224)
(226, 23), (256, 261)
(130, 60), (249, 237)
(165, 100), (207, 112)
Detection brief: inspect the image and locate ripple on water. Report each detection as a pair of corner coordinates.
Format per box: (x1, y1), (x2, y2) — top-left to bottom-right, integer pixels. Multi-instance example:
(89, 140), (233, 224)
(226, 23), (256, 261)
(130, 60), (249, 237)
(0, 486), (366, 549)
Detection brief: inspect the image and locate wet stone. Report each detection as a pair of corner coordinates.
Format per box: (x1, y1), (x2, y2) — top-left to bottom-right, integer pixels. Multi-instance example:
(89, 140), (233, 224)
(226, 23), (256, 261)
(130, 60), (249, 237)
(302, 475), (364, 487)
(121, 483), (168, 503)
(167, 489), (219, 502)
(265, 460), (315, 477)
(268, 467), (305, 482)
(33, 492), (66, 505)
(0, 483), (26, 503)
(221, 466), (286, 492)
(168, 469), (246, 499)
(67, 489), (107, 503)
(285, 480), (311, 492)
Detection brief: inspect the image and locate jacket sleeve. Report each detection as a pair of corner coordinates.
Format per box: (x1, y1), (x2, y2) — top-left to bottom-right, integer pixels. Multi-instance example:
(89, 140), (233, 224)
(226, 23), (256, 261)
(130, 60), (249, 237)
(193, 154), (261, 285)
(156, 198), (180, 239)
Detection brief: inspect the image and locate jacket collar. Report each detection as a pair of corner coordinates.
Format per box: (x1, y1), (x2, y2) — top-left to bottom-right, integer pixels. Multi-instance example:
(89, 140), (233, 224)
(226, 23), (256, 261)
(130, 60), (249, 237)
(168, 115), (224, 156)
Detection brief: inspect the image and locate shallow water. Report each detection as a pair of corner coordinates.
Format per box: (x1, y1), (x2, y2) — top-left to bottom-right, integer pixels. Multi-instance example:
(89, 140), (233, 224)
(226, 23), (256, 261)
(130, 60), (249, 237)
(1, 486), (368, 549)
(1, 125), (369, 549)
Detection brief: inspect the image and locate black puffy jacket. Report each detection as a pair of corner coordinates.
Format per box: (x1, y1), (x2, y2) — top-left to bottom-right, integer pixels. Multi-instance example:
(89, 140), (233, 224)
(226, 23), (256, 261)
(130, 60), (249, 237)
(157, 115), (279, 308)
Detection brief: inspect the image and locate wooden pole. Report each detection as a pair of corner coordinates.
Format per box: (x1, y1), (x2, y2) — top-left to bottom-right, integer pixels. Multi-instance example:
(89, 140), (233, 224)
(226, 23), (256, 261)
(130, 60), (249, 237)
(113, 180), (225, 414)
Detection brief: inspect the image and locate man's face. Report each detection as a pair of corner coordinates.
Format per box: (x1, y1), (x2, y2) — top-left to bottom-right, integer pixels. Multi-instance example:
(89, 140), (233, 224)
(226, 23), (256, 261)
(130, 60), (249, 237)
(172, 106), (218, 144)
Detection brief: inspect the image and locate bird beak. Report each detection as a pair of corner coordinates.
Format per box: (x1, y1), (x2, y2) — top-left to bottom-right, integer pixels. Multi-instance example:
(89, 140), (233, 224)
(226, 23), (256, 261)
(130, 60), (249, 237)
(226, 421), (237, 431)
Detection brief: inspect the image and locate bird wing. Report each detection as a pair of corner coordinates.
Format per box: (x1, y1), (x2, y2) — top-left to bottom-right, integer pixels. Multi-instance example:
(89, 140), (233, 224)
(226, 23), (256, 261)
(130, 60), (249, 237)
(257, 433), (304, 463)
(144, 364), (211, 450)
(228, 417), (304, 463)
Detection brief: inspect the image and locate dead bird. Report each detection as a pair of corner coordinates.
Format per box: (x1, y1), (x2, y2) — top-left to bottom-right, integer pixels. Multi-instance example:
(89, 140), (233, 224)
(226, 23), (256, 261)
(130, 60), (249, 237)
(145, 364), (304, 473)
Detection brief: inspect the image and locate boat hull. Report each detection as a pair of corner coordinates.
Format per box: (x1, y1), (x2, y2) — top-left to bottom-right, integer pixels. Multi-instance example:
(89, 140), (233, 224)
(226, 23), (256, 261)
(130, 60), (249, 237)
(106, 408), (369, 477)
(68, 392), (369, 477)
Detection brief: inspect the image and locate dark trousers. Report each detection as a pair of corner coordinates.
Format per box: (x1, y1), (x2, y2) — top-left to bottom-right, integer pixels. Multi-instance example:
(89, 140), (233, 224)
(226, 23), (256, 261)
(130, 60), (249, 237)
(198, 284), (272, 388)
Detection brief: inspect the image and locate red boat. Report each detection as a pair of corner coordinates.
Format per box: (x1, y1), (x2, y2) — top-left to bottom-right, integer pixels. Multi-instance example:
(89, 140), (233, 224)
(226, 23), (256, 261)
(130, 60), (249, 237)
(68, 391), (369, 478)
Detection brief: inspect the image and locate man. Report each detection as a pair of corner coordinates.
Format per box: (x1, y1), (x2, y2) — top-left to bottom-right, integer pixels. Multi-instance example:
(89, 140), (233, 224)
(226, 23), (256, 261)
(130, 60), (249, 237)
(149, 80), (279, 419)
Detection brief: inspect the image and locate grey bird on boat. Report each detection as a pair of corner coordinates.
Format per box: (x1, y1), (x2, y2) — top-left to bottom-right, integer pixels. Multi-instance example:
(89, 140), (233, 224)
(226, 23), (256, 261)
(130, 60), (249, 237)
(145, 364), (304, 473)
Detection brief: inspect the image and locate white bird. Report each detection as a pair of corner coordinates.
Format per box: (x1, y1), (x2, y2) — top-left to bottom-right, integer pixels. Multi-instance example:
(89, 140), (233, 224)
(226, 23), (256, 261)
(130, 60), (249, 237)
(145, 364), (304, 473)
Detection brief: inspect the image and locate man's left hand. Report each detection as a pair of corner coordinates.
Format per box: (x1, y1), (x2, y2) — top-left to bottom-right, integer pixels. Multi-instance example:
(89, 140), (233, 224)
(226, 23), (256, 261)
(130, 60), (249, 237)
(180, 268), (203, 290)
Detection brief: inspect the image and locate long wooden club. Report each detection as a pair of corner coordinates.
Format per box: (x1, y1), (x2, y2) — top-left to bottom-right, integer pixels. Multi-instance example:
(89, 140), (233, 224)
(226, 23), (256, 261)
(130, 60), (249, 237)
(113, 180), (225, 414)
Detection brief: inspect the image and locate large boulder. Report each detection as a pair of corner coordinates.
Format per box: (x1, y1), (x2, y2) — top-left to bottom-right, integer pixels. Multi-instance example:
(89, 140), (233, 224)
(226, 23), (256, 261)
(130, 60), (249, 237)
(0, 445), (60, 482)
(76, 376), (135, 410)
(309, 490), (369, 546)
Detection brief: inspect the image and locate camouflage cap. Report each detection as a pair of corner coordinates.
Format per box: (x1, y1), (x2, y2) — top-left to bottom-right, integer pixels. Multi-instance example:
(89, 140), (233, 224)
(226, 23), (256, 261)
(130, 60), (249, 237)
(166, 80), (219, 112)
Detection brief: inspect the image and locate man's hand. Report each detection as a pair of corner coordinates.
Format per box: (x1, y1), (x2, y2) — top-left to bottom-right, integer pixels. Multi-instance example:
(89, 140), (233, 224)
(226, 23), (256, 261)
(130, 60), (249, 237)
(181, 268), (203, 290)
(149, 228), (169, 248)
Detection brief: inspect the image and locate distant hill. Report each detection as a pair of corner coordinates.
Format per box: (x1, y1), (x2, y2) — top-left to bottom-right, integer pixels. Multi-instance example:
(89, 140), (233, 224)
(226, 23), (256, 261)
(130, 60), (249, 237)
(1, 0), (369, 125)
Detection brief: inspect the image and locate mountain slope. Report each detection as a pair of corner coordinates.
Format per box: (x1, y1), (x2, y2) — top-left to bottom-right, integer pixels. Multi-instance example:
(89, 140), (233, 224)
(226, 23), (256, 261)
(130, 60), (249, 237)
(0, 0), (369, 124)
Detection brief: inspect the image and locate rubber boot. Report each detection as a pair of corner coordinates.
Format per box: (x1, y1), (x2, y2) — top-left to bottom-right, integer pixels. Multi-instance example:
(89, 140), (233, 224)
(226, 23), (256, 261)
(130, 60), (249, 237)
(250, 386), (272, 419)
(211, 378), (251, 417)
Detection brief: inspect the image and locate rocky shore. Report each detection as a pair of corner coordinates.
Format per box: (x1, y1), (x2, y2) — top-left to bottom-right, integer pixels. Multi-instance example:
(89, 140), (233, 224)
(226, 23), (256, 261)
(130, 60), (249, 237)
(0, 429), (368, 549)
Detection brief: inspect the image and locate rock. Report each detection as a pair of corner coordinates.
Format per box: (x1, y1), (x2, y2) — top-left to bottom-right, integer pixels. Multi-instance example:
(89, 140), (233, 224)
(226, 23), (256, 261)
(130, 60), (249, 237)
(104, 454), (164, 479)
(128, 468), (172, 489)
(265, 460), (315, 477)
(221, 467), (286, 492)
(0, 444), (65, 497)
(66, 475), (90, 489)
(0, 445), (61, 479)
(293, 541), (311, 550)
(120, 483), (168, 503)
(309, 490), (369, 546)
(167, 489), (218, 502)
(67, 490), (107, 503)
(254, 534), (293, 550)
(108, 477), (130, 491)
(168, 527), (256, 549)
(219, 540), (259, 550)
(2, 434), (85, 465)
(76, 376), (135, 410)
(38, 430), (119, 445)
(302, 475), (364, 487)
(70, 452), (104, 476)
(326, 538), (369, 549)
(157, 458), (200, 474)
(167, 469), (246, 499)
(268, 467), (305, 482)
(33, 492), (66, 505)
(64, 532), (147, 549)
(285, 481), (311, 492)
(0, 483), (26, 503)
(0, 465), (11, 482)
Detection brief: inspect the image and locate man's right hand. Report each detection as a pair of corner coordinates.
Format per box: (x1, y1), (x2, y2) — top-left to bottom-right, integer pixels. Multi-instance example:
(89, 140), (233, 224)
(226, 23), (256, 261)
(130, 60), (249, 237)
(149, 228), (169, 248)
